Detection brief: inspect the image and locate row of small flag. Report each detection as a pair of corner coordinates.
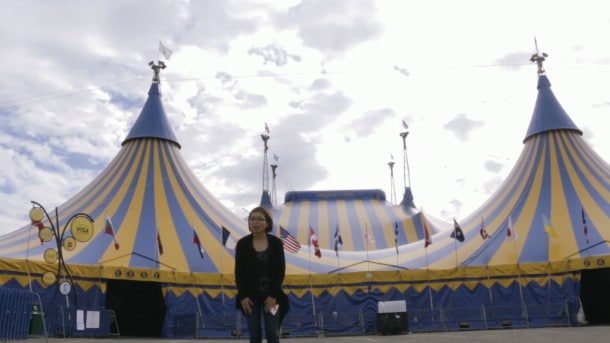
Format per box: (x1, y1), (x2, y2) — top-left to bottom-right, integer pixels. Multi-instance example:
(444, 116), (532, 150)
(99, 207), (592, 259)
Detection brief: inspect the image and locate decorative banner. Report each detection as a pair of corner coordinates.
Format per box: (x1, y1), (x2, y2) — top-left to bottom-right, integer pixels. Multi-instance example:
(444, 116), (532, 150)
(42, 271), (56, 286)
(63, 236), (77, 251)
(43, 248), (58, 264)
(70, 216), (94, 242)
(39, 227), (54, 242)
(29, 207), (44, 222)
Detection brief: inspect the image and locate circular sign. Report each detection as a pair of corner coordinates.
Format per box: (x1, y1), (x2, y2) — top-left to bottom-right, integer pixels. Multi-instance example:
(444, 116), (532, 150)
(42, 271), (56, 286)
(39, 227), (54, 242)
(70, 216), (94, 242)
(43, 248), (58, 264)
(29, 207), (44, 222)
(59, 281), (72, 295)
(62, 236), (77, 251)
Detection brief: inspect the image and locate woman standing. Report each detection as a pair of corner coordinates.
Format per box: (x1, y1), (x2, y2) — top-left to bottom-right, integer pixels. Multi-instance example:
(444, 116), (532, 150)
(235, 206), (288, 343)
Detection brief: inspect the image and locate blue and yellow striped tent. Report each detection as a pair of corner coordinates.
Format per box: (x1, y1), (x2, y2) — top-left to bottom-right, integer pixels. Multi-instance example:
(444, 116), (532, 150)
(1, 58), (609, 338)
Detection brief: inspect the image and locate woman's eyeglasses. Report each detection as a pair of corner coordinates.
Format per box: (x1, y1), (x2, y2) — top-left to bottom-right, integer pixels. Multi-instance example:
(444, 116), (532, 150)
(248, 217), (267, 222)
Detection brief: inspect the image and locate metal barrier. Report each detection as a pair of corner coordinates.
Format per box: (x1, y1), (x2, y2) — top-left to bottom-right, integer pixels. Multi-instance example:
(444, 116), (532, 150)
(164, 301), (572, 339)
(0, 287), (33, 341)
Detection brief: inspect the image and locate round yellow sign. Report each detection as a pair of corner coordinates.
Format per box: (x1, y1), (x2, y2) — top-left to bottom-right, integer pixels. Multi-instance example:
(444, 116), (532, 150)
(70, 216), (94, 242)
(63, 236), (77, 251)
(42, 271), (56, 286)
(29, 207), (44, 222)
(43, 248), (58, 264)
(38, 227), (54, 242)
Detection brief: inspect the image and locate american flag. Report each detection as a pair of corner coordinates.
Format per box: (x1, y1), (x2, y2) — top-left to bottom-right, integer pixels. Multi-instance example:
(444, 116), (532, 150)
(280, 226), (301, 253)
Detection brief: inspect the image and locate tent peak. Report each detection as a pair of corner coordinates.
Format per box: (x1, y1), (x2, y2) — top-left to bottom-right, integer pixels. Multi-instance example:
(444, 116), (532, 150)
(523, 53), (582, 142)
(122, 62), (180, 148)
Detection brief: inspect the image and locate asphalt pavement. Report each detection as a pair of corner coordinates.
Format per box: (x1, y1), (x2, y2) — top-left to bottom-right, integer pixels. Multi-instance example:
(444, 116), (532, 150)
(22, 325), (610, 343)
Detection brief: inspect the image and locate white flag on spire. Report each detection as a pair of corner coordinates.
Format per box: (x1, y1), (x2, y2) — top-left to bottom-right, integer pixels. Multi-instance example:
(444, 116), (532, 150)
(159, 41), (173, 60)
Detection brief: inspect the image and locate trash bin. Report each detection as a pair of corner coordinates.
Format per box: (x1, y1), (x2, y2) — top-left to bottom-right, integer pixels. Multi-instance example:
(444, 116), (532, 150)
(29, 306), (44, 335)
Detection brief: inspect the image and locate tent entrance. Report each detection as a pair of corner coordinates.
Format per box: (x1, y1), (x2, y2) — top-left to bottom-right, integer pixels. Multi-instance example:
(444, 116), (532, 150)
(105, 279), (166, 337)
(580, 268), (610, 324)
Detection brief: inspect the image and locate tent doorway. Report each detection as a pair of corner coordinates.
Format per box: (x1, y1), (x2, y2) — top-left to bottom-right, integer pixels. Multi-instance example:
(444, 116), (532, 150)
(105, 279), (166, 337)
(580, 268), (610, 324)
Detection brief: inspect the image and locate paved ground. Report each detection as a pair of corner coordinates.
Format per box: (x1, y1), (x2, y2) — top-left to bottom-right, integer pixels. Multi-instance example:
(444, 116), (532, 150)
(21, 325), (610, 342)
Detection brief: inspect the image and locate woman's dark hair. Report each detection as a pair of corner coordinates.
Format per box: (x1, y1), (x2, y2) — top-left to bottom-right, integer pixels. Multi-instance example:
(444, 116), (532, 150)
(248, 206), (273, 233)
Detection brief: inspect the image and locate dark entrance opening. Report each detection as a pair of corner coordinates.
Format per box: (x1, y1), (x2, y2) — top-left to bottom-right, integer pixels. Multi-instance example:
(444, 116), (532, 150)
(580, 268), (610, 324)
(105, 279), (166, 337)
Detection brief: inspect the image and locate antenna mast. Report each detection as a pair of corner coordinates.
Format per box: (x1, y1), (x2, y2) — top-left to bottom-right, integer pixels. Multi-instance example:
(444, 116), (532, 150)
(261, 124), (270, 193)
(388, 158), (397, 205)
(270, 164), (278, 206)
(399, 120), (411, 189)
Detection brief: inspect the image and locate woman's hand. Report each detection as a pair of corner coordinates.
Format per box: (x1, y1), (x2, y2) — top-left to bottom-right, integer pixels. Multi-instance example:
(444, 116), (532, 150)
(241, 297), (253, 315)
(264, 296), (277, 313)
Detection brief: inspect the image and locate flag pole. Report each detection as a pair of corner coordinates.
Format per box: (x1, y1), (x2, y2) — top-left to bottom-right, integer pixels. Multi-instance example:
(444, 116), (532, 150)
(308, 227), (316, 317)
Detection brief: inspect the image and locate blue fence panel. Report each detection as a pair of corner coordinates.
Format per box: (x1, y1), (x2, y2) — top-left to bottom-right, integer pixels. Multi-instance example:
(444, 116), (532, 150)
(0, 287), (33, 341)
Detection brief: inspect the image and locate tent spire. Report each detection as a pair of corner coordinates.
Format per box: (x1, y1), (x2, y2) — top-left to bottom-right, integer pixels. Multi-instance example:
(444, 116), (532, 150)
(523, 45), (582, 142)
(121, 61), (180, 148)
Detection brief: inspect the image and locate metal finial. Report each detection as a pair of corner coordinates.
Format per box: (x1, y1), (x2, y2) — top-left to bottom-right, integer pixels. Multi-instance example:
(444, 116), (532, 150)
(149, 60), (166, 83)
(529, 37), (548, 75)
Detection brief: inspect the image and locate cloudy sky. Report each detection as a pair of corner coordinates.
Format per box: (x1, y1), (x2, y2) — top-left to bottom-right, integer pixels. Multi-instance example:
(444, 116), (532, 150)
(2, 0), (610, 235)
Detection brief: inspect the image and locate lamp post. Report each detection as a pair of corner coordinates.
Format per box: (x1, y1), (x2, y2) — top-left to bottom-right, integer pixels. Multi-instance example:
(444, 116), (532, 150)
(29, 201), (94, 319)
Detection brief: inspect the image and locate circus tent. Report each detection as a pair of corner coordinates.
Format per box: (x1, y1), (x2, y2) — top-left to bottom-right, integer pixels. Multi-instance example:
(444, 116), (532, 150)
(1, 52), (610, 338)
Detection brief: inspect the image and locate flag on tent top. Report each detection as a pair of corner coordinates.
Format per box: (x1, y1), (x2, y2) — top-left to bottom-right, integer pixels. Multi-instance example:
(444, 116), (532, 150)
(402, 119), (409, 129)
(581, 207), (589, 244)
(309, 226), (322, 258)
(264, 122), (270, 134)
(159, 41), (173, 60)
(542, 213), (558, 238)
(506, 216), (517, 240)
(479, 217), (490, 240)
(334, 225), (343, 256)
(394, 222), (400, 255)
(105, 215), (120, 250)
(222, 226), (237, 250)
(157, 231), (164, 255)
(423, 220), (432, 248)
(193, 230), (205, 259)
(280, 226), (301, 253)
(450, 218), (465, 242)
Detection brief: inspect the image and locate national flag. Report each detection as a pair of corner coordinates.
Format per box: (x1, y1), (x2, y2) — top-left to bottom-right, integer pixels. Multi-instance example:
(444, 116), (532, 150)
(542, 213), (558, 238)
(159, 41), (173, 60)
(450, 218), (465, 242)
(506, 216), (517, 240)
(157, 231), (164, 255)
(105, 215), (120, 250)
(423, 220), (432, 248)
(273, 153), (279, 162)
(264, 122), (270, 134)
(333, 225), (343, 256)
(582, 207), (589, 244)
(479, 217), (490, 240)
(280, 226), (301, 253)
(193, 230), (205, 259)
(394, 222), (399, 255)
(222, 226), (237, 250)
(31, 219), (45, 245)
(402, 119), (409, 130)
(309, 226), (322, 258)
